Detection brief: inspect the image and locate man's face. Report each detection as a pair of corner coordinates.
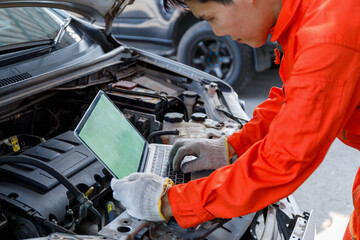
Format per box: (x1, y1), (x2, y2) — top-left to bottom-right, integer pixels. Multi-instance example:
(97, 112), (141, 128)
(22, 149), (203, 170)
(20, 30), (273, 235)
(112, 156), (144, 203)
(186, 0), (280, 48)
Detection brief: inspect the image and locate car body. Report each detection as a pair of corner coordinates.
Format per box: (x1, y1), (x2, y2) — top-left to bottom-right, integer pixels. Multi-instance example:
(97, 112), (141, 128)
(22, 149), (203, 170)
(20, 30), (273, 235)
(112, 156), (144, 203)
(0, 1), (314, 240)
(106, 0), (276, 92)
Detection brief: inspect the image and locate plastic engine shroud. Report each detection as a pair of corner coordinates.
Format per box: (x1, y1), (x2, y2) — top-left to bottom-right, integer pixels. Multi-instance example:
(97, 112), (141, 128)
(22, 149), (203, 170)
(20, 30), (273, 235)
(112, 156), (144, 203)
(0, 131), (107, 223)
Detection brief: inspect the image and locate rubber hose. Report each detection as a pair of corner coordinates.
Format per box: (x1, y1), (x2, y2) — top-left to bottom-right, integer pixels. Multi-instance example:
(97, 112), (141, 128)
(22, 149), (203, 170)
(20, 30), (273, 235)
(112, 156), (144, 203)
(0, 155), (103, 230)
(0, 155), (83, 199)
(146, 129), (179, 143)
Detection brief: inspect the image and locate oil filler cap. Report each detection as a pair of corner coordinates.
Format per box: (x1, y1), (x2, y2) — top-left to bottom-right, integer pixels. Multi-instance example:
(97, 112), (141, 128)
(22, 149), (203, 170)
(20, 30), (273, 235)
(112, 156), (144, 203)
(164, 112), (184, 123)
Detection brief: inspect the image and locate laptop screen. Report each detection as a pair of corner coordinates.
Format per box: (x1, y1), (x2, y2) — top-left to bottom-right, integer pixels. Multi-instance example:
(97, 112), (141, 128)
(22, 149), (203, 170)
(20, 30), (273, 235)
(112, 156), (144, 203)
(75, 91), (146, 179)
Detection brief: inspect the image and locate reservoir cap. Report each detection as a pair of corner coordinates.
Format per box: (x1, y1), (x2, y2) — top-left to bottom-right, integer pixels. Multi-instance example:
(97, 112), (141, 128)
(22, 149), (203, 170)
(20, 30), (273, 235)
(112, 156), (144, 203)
(191, 112), (207, 122)
(164, 112), (184, 123)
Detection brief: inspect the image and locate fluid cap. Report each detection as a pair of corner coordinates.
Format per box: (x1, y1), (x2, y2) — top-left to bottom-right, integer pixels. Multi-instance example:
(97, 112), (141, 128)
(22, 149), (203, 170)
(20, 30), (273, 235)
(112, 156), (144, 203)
(191, 112), (207, 122)
(183, 91), (197, 98)
(164, 112), (184, 123)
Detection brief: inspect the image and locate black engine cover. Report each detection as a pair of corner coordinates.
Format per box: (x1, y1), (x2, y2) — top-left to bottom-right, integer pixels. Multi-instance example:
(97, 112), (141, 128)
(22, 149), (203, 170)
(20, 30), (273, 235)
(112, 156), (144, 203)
(0, 131), (107, 223)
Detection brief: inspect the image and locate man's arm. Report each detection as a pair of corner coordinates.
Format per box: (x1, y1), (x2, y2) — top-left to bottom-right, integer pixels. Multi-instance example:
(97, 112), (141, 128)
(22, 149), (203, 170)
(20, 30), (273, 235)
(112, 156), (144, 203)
(228, 86), (285, 157)
(167, 43), (360, 228)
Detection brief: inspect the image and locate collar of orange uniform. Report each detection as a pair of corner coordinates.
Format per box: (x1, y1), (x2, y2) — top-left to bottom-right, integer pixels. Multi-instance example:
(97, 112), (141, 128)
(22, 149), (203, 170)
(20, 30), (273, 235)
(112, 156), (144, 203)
(270, 0), (302, 42)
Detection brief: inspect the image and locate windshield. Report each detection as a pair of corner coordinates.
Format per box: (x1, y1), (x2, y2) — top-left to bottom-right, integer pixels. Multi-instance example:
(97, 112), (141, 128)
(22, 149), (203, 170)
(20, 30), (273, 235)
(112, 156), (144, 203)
(0, 7), (80, 49)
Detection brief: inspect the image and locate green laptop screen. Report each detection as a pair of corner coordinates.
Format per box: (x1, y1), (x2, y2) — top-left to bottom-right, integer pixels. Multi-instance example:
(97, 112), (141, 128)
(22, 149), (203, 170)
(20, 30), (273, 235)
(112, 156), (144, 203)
(78, 93), (146, 178)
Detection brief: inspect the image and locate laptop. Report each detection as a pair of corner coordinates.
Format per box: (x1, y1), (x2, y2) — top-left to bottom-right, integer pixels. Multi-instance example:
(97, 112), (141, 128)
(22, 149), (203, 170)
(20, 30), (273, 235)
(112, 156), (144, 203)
(74, 90), (188, 184)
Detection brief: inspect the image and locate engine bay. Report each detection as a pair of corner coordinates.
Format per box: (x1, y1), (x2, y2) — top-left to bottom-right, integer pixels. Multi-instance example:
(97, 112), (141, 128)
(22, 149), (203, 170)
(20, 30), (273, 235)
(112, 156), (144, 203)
(0, 56), (247, 238)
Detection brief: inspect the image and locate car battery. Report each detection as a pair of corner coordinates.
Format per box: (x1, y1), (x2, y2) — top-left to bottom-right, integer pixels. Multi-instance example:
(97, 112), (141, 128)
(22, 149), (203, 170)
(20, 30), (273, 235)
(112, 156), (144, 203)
(106, 83), (167, 120)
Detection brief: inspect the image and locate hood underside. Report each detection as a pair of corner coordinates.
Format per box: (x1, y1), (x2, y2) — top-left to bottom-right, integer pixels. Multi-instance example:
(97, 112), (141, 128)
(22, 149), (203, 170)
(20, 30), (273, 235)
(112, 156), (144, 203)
(0, 0), (133, 34)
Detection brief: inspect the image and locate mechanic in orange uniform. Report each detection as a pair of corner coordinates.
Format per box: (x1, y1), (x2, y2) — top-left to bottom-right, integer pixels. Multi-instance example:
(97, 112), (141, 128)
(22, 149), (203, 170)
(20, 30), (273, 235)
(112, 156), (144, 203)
(110, 0), (360, 238)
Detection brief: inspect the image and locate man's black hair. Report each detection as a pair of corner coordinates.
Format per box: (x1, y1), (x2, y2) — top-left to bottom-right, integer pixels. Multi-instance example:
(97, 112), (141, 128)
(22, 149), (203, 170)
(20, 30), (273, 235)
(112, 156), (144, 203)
(163, 0), (234, 12)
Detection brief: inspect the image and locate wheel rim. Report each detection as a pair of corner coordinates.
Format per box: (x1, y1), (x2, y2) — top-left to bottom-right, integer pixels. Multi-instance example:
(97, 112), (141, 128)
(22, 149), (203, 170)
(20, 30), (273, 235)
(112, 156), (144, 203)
(189, 37), (235, 80)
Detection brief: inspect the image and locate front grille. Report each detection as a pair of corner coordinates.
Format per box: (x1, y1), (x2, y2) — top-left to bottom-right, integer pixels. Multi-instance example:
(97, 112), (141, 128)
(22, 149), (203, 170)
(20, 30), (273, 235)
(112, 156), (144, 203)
(0, 72), (32, 88)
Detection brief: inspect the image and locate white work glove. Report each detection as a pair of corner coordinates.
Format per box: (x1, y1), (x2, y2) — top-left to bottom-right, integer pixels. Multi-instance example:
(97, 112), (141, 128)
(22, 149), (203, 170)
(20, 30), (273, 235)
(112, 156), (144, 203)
(110, 173), (173, 222)
(168, 137), (230, 173)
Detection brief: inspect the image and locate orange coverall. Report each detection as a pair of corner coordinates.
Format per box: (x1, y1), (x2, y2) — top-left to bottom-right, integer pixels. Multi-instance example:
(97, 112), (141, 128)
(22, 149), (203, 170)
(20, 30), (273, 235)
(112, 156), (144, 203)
(167, 0), (360, 237)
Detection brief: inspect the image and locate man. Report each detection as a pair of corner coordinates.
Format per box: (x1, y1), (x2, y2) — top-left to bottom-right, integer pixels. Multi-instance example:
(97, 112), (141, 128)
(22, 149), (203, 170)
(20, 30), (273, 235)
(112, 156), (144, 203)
(111, 0), (360, 238)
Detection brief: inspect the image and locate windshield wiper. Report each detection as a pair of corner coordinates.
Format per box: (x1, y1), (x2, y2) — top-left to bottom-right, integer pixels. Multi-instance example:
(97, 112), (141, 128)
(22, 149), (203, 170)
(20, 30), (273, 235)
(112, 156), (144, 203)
(50, 17), (72, 52)
(0, 39), (53, 55)
(0, 42), (54, 67)
(0, 17), (72, 56)
(0, 17), (72, 66)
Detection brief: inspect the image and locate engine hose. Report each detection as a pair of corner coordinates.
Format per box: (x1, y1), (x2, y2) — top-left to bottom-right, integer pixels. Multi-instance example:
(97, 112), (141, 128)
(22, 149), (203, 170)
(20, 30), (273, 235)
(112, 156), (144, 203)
(0, 155), (102, 230)
(0, 155), (82, 198)
(167, 96), (189, 122)
(146, 129), (179, 143)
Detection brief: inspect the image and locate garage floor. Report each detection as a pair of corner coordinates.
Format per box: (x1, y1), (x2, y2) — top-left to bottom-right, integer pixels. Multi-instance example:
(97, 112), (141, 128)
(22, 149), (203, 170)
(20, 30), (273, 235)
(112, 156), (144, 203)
(237, 68), (360, 239)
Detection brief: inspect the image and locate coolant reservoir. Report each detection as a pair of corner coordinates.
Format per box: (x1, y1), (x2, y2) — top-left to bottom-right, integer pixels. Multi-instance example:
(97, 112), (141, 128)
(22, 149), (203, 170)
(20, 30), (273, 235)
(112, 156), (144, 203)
(161, 112), (208, 144)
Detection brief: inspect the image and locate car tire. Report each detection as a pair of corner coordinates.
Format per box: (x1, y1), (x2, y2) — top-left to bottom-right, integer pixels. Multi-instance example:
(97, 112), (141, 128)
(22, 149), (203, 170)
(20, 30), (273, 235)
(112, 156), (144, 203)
(177, 21), (254, 92)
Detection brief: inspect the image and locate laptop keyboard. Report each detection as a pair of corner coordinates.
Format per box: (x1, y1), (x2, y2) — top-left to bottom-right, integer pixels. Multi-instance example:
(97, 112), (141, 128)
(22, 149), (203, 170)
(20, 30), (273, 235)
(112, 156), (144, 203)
(167, 165), (191, 185)
(151, 145), (190, 184)
(151, 145), (170, 177)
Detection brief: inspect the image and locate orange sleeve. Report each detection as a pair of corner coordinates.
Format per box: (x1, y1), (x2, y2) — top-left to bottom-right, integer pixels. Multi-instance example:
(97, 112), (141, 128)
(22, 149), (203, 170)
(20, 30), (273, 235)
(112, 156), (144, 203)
(228, 86), (284, 157)
(168, 43), (360, 229)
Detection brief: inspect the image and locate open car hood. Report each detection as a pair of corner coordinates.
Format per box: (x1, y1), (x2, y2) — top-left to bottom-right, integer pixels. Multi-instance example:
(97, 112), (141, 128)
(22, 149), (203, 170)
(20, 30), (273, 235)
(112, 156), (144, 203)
(0, 0), (132, 34)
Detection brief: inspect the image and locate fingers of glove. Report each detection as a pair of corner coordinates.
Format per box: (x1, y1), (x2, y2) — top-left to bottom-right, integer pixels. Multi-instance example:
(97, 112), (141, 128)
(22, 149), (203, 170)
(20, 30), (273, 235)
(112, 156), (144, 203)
(180, 156), (200, 173)
(111, 184), (128, 201)
(168, 140), (187, 165)
(110, 175), (134, 191)
(181, 163), (196, 174)
(110, 178), (125, 191)
(172, 146), (198, 171)
(110, 178), (117, 190)
(112, 187), (125, 202)
(127, 172), (143, 181)
(111, 172), (144, 193)
(110, 178), (135, 201)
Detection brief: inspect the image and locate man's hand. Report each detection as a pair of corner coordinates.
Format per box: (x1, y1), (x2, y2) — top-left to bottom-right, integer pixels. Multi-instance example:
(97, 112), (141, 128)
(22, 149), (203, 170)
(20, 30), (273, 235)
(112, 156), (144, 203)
(168, 137), (234, 173)
(111, 173), (173, 222)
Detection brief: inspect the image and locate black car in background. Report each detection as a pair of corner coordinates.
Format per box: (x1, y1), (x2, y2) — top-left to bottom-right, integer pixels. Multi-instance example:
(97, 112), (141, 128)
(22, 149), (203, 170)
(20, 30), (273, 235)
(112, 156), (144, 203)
(109, 0), (276, 91)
